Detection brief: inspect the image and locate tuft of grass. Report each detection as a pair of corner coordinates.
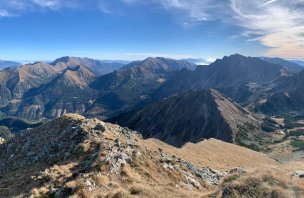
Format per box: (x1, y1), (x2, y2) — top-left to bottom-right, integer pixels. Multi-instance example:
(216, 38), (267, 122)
(223, 174), (240, 183)
(220, 171), (304, 198)
(92, 174), (109, 186)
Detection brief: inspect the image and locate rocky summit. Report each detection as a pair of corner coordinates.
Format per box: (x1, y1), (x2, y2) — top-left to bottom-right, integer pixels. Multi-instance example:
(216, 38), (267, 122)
(1, 114), (303, 198)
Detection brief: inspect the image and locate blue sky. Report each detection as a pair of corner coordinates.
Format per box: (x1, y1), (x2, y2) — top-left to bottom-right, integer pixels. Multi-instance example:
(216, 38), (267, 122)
(0, 0), (303, 61)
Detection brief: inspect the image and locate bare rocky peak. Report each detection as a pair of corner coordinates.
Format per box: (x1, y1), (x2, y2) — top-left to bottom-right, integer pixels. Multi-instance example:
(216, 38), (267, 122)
(122, 57), (196, 72)
(58, 65), (96, 88)
(51, 56), (125, 75)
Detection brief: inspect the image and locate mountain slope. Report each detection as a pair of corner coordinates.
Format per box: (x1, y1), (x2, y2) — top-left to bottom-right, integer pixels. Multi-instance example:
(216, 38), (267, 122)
(255, 70), (304, 114)
(291, 60), (304, 66)
(0, 62), (59, 106)
(153, 54), (289, 103)
(108, 89), (262, 147)
(262, 57), (304, 73)
(51, 56), (125, 75)
(2, 114), (301, 198)
(88, 57), (196, 118)
(2, 66), (98, 119)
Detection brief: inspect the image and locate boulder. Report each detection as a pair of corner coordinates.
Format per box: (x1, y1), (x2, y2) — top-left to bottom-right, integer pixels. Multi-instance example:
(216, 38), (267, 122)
(291, 170), (304, 178)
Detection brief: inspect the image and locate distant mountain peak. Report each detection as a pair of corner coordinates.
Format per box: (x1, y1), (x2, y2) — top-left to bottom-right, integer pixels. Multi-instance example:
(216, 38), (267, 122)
(51, 56), (73, 65)
(0, 60), (22, 70)
(261, 57), (304, 73)
(50, 56), (125, 76)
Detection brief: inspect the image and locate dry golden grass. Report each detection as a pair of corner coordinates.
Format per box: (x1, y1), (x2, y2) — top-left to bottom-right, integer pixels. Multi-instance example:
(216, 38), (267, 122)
(1, 118), (304, 198)
(219, 169), (304, 198)
(144, 138), (278, 170)
(63, 113), (85, 120)
(92, 174), (110, 186)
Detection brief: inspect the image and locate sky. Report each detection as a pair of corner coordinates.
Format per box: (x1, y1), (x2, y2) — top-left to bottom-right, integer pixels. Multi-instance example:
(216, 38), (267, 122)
(0, 0), (303, 61)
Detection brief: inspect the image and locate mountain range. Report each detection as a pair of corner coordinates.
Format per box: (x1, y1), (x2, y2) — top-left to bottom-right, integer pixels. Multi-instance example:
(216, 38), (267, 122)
(2, 54), (304, 121)
(0, 56), (196, 119)
(1, 54), (304, 197)
(0, 60), (21, 70)
(152, 54), (290, 104)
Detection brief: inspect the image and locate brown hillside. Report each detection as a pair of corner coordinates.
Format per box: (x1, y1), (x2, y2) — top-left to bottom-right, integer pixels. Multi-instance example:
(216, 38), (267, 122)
(0, 115), (303, 197)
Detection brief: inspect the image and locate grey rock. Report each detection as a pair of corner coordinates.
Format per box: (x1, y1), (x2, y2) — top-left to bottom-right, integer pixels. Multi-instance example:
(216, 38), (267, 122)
(94, 122), (106, 132)
(291, 170), (304, 178)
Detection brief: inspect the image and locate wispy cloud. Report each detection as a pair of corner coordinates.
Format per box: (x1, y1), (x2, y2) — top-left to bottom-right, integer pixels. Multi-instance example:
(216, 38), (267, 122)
(0, 0), (304, 58)
(33, 0), (61, 10)
(160, 0), (210, 21)
(121, 0), (229, 22)
(230, 0), (304, 58)
(123, 0), (304, 58)
(0, 0), (80, 16)
(260, 0), (279, 7)
(0, 9), (11, 17)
